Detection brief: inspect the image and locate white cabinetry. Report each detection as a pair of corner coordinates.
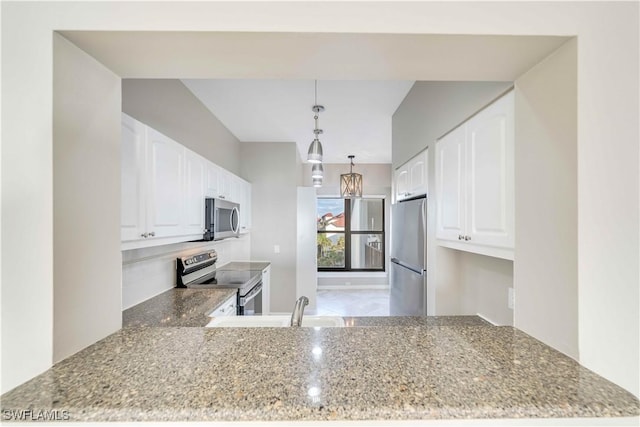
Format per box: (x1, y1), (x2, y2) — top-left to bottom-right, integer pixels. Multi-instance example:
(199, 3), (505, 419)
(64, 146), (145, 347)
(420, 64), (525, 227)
(261, 265), (271, 315)
(394, 149), (428, 202)
(120, 113), (252, 250)
(146, 127), (185, 238)
(435, 91), (514, 260)
(238, 178), (252, 233)
(209, 294), (237, 317)
(121, 114), (147, 241)
(183, 149), (206, 236)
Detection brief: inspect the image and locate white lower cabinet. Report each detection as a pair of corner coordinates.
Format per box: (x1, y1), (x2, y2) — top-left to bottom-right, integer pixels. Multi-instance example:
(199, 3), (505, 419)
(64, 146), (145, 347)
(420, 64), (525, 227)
(121, 113), (252, 250)
(209, 295), (237, 317)
(261, 265), (271, 315)
(435, 90), (514, 260)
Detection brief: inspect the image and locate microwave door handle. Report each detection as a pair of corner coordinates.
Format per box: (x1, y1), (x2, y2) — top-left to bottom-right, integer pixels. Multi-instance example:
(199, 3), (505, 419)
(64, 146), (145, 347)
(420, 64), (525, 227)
(231, 206), (240, 233)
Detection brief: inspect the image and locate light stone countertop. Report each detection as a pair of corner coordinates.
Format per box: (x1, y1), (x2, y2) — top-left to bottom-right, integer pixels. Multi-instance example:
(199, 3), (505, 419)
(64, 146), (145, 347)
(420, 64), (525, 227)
(2, 318), (638, 422)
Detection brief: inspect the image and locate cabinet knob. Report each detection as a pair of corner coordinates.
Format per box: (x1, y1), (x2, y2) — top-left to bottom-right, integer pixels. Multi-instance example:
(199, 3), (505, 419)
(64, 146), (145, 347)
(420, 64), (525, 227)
(149, 231), (155, 237)
(141, 233), (149, 238)
(464, 235), (471, 241)
(458, 234), (463, 240)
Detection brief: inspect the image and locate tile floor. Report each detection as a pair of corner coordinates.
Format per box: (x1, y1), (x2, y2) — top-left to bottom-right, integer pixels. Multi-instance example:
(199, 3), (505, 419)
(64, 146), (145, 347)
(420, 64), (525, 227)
(315, 289), (390, 316)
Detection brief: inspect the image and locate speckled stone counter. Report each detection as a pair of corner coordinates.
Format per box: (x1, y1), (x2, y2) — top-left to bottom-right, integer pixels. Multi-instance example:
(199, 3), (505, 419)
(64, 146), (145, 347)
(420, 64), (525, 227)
(2, 322), (638, 422)
(343, 315), (490, 327)
(123, 288), (236, 327)
(218, 261), (270, 271)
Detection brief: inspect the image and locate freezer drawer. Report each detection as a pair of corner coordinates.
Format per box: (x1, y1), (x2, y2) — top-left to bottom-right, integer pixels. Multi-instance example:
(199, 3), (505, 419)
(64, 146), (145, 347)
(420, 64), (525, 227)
(390, 260), (426, 316)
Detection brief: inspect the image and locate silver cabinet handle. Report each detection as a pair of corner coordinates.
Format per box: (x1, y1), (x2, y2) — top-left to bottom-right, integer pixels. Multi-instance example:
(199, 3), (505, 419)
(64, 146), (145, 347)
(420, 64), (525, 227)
(149, 231), (155, 237)
(464, 235), (471, 241)
(458, 234), (463, 240)
(218, 195), (225, 199)
(141, 233), (149, 238)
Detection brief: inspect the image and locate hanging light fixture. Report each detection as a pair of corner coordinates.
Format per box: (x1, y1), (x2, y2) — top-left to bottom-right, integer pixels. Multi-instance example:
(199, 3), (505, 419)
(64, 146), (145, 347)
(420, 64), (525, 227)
(307, 80), (324, 164)
(340, 155), (363, 198)
(312, 177), (323, 188)
(311, 163), (324, 179)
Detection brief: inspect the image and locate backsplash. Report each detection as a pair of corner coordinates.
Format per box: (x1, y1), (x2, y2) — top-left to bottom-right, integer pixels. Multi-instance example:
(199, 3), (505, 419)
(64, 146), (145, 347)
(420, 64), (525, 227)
(122, 235), (250, 309)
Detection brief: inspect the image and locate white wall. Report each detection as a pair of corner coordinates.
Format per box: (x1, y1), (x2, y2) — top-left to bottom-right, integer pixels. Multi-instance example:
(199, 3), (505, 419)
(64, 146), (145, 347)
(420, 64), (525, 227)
(122, 236), (250, 309)
(52, 34), (122, 362)
(514, 39), (578, 358)
(392, 82), (513, 317)
(458, 252), (514, 326)
(1, 1), (637, 397)
(240, 142), (299, 313)
(122, 79), (242, 176)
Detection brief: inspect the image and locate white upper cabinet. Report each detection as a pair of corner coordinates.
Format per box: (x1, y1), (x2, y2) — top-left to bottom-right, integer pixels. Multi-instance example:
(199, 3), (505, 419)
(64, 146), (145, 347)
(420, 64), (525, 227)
(120, 113), (252, 250)
(435, 125), (465, 242)
(435, 90), (514, 260)
(238, 178), (252, 233)
(394, 148), (428, 202)
(145, 127), (185, 239)
(183, 149), (206, 236)
(121, 114), (147, 241)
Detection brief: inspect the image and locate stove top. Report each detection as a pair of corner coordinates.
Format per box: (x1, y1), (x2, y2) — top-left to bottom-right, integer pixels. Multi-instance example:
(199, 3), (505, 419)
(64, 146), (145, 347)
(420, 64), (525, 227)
(176, 250), (262, 294)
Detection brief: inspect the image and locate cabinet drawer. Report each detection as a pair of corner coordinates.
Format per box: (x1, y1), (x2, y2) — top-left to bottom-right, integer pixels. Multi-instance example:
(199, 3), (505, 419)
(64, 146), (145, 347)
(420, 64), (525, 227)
(209, 295), (237, 317)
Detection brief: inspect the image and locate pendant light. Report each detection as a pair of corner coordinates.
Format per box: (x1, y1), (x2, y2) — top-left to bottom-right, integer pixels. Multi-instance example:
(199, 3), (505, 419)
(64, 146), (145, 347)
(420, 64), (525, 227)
(307, 80), (324, 164)
(312, 177), (323, 188)
(311, 163), (324, 179)
(340, 155), (363, 198)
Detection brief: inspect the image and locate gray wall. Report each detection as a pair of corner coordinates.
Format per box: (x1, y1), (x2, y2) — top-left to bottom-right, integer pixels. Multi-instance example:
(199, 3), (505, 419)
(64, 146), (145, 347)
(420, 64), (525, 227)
(392, 81), (513, 320)
(240, 142), (300, 312)
(122, 79), (242, 176)
(52, 34), (122, 362)
(514, 39), (578, 358)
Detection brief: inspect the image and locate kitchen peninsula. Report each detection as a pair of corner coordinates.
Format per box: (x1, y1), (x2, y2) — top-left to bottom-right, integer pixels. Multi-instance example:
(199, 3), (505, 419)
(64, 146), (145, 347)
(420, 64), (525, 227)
(1, 296), (638, 423)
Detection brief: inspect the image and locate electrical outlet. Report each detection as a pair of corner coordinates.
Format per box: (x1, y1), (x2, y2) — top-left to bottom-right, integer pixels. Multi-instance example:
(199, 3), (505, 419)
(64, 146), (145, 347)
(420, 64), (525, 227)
(508, 287), (514, 310)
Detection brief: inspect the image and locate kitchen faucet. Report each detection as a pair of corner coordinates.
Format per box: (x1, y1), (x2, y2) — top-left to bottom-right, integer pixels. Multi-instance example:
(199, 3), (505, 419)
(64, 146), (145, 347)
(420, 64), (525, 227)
(290, 296), (309, 327)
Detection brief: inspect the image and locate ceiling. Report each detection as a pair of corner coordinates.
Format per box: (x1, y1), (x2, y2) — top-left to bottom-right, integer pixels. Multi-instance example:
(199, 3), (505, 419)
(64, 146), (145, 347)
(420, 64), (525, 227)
(182, 79), (413, 163)
(60, 31), (569, 164)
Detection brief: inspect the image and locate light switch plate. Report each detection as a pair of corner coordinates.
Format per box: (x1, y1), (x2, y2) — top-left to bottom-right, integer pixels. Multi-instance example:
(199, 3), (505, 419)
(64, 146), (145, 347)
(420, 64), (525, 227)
(274, 245), (280, 254)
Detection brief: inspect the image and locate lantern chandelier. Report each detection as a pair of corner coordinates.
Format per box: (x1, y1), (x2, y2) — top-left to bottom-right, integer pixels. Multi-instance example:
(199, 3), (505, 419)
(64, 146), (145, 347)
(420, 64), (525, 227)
(340, 155), (363, 198)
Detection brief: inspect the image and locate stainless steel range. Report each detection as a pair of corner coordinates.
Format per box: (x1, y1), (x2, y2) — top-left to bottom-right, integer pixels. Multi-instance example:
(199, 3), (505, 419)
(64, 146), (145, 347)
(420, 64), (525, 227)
(176, 250), (262, 315)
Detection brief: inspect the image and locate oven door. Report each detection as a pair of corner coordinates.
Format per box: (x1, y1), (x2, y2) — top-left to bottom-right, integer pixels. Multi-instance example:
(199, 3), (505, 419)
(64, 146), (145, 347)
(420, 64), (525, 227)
(237, 281), (262, 315)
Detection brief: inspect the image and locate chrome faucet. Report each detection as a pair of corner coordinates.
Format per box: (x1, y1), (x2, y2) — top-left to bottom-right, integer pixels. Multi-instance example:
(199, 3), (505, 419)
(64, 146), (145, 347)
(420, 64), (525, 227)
(290, 296), (309, 327)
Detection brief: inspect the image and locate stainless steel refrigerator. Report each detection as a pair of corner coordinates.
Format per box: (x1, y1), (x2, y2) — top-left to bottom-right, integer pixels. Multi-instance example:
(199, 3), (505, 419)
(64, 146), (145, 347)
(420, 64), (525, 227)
(390, 196), (427, 316)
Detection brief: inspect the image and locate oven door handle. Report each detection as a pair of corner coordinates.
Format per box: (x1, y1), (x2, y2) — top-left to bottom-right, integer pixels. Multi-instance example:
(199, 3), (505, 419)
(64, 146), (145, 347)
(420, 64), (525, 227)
(238, 281), (262, 306)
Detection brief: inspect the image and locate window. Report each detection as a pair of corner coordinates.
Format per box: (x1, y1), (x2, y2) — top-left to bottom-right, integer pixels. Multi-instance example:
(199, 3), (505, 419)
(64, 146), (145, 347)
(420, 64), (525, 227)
(316, 198), (385, 271)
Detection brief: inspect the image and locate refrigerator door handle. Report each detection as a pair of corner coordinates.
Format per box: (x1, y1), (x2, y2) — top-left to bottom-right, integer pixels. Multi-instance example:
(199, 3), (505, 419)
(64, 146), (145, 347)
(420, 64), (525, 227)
(391, 258), (425, 275)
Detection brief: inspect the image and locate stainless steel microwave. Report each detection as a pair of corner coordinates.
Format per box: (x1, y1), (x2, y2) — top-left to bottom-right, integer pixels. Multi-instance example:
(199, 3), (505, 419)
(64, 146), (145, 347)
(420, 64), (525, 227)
(203, 198), (240, 241)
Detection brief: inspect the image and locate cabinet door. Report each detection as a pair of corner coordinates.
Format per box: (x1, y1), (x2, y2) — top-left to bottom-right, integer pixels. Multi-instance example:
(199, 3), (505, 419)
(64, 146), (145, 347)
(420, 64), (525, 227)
(394, 167), (409, 201)
(465, 92), (514, 248)
(239, 179), (251, 233)
(217, 169), (232, 200)
(205, 162), (219, 198)
(436, 125), (466, 241)
(183, 149), (206, 236)
(121, 114), (147, 241)
(146, 128), (184, 238)
(409, 149), (428, 197)
(261, 266), (270, 315)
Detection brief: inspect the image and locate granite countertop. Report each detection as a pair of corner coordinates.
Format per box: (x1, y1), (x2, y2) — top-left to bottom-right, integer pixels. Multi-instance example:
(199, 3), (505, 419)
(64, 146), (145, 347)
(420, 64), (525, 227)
(2, 318), (638, 422)
(123, 288), (237, 327)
